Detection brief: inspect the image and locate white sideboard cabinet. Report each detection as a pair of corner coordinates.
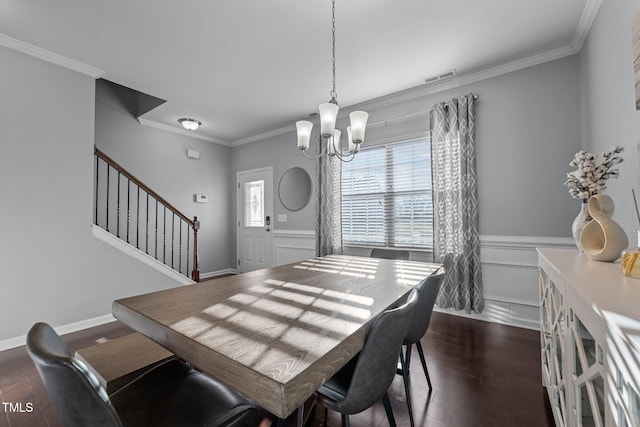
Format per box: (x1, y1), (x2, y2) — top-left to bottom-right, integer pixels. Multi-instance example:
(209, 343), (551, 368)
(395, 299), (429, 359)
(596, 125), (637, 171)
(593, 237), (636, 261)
(538, 248), (640, 427)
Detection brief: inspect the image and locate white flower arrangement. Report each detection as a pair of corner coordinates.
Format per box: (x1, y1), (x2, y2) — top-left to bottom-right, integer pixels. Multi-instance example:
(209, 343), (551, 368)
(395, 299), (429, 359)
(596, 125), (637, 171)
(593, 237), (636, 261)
(564, 145), (624, 200)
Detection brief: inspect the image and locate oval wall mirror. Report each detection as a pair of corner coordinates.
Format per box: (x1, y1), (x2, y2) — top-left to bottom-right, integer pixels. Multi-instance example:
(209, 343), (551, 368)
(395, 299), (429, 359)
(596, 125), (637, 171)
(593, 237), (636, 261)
(279, 167), (312, 211)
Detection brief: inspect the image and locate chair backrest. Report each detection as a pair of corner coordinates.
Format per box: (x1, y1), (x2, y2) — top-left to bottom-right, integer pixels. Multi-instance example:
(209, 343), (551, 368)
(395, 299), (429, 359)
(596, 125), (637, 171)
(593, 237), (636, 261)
(404, 268), (445, 345)
(26, 323), (123, 427)
(338, 289), (418, 414)
(370, 248), (410, 260)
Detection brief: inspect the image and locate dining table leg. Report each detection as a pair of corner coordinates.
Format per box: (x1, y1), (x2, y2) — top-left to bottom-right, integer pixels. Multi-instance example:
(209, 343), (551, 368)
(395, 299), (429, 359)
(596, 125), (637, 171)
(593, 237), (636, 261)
(276, 405), (304, 427)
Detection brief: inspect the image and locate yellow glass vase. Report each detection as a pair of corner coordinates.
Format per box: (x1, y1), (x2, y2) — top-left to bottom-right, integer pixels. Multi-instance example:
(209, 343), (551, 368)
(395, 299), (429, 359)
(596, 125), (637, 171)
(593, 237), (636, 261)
(621, 231), (640, 279)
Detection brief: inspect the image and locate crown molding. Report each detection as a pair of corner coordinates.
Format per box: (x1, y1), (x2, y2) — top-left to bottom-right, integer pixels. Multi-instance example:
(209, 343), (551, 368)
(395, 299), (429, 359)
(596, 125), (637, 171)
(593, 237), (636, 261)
(231, 42), (576, 146)
(0, 33), (103, 78)
(232, 0), (602, 147)
(571, 0), (603, 52)
(231, 43), (581, 146)
(231, 123), (296, 147)
(137, 118), (231, 146)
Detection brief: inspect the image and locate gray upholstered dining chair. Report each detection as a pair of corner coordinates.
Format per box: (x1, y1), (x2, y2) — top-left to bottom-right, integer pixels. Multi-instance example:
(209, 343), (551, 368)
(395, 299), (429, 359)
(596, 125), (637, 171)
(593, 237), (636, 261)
(370, 248), (410, 260)
(397, 267), (445, 427)
(26, 322), (256, 427)
(317, 289), (418, 427)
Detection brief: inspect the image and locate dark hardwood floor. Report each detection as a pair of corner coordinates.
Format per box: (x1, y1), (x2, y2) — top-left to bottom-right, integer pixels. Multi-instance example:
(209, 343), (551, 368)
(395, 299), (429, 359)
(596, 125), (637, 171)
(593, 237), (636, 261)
(0, 312), (553, 427)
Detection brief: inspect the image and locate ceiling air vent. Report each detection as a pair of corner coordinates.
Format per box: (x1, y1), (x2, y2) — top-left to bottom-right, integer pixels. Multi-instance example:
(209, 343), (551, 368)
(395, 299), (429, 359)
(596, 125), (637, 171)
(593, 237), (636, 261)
(423, 69), (457, 85)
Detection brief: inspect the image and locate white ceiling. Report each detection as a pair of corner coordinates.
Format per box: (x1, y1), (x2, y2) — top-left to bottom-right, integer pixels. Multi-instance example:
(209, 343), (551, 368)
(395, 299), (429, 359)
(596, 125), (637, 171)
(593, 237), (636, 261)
(0, 0), (598, 145)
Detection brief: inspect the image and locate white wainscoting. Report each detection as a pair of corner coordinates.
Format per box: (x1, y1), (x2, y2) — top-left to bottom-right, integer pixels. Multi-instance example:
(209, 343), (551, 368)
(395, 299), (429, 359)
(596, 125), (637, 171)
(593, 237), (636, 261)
(343, 235), (576, 330)
(436, 235), (576, 330)
(276, 232), (575, 330)
(272, 230), (316, 266)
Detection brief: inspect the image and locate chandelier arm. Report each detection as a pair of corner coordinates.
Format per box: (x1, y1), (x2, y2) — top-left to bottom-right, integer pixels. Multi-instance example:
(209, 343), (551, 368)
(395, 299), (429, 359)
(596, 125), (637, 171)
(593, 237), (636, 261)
(300, 134), (324, 159)
(301, 149), (323, 160)
(333, 149), (356, 163)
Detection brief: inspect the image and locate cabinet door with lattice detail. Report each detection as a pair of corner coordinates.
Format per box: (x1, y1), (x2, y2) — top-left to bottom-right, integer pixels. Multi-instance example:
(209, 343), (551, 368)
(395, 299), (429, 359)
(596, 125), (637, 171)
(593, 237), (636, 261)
(570, 308), (606, 427)
(605, 316), (640, 427)
(540, 269), (568, 427)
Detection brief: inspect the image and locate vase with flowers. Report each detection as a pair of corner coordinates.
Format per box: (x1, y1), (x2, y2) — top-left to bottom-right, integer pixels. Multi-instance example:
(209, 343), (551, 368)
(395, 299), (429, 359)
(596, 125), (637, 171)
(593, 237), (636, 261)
(564, 145), (624, 251)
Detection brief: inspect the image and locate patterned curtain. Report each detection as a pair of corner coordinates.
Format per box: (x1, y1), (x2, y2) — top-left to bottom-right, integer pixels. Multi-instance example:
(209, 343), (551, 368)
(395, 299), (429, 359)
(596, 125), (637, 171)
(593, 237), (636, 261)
(430, 93), (483, 314)
(315, 153), (342, 256)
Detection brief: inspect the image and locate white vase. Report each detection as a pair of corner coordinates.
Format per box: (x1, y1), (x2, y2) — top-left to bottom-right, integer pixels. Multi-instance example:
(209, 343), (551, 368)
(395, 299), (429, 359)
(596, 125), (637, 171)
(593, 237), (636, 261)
(571, 200), (591, 252)
(580, 193), (629, 262)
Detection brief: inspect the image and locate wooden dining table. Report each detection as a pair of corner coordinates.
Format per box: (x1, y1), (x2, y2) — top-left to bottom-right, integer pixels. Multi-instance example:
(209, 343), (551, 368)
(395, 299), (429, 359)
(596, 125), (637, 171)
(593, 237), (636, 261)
(112, 255), (442, 423)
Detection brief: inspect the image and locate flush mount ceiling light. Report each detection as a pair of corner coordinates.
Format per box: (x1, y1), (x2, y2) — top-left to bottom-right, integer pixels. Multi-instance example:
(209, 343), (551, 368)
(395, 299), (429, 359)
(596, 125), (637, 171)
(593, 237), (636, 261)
(295, 0), (368, 162)
(178, 118), (201, 131)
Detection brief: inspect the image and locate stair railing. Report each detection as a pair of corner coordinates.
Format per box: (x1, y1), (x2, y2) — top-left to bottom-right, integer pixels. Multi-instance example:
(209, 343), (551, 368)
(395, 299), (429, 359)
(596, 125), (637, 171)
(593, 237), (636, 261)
(94, 147), (200, 281)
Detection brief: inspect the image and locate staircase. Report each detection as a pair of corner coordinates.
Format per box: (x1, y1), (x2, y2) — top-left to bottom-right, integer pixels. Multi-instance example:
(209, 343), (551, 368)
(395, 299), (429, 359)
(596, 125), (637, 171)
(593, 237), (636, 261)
(93, 147), (200, 281)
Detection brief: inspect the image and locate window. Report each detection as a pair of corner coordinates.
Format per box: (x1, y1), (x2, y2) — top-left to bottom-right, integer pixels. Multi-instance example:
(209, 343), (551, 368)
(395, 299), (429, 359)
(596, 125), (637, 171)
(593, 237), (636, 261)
(341, 137), (432, 249)
(244, 180), (265, 227)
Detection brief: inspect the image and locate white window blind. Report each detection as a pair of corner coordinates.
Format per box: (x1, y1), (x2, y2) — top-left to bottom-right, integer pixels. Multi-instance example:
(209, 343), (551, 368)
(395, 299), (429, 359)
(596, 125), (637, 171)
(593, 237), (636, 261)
(341, 137), (432, 249)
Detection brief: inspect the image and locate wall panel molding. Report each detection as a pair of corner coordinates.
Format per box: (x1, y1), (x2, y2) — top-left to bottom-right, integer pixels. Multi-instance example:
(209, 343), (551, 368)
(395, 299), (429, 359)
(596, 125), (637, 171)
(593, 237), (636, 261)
(272, 230), (315, 266)
(463, 234), (577, 330)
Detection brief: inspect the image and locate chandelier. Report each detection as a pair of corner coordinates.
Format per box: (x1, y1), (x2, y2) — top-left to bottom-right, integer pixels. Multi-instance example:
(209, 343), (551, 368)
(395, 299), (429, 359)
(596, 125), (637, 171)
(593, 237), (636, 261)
(295, 0), (368, 162)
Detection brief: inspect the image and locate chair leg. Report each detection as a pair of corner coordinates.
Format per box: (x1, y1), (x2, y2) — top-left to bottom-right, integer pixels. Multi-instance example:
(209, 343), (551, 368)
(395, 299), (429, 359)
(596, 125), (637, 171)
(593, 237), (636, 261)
(404, 343), (412, 371)
(341, 413), (350, 427)
(400, 345), (415, 427)
(323, 405), (328, 427)
(416, 341), (432, 389)
(382, 392), (396, 427)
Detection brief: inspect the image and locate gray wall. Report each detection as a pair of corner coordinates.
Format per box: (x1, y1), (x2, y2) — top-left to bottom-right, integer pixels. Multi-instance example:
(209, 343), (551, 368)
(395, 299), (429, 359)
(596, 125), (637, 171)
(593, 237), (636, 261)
(2, 4), (622, 342)
(0, 46), (184, 342)
(579, 0), (640, 241)
(230, 55), (583, 244)
(230, 133), (316, 266)
(95, 80), (232, 274)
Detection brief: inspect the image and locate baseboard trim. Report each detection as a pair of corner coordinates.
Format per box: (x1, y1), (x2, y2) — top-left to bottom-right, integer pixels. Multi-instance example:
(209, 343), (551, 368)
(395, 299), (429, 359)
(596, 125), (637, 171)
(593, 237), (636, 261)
(200, 269), (237, 280)
(0, 314), (115, 352)
(434, 304), (539, 331)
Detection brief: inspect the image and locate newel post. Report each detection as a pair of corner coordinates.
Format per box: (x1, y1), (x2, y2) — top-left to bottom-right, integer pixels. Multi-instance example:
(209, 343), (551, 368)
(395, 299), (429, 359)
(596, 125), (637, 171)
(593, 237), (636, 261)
(191, 216), (200, 282)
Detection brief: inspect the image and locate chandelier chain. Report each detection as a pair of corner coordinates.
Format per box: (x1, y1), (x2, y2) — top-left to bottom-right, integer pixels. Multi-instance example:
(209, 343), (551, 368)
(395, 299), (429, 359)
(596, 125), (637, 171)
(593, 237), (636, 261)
(330, 0), (337, 103)
(295, 0), (367, 162)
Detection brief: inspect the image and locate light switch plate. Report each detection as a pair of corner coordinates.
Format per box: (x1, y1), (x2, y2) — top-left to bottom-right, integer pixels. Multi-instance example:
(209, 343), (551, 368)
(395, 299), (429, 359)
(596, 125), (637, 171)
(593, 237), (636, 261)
(277, 214), (288, 222)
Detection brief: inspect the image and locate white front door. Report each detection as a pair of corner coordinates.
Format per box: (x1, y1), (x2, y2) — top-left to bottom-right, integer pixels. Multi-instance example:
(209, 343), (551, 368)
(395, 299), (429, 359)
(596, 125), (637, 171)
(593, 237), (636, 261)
(237, 167), (273, 273)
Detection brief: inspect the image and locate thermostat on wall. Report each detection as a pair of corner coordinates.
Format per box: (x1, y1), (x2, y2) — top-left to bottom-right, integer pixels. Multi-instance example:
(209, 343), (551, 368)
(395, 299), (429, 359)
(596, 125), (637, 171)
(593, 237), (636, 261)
(187, 149), (200, 159)
(194, 194), (208, 203)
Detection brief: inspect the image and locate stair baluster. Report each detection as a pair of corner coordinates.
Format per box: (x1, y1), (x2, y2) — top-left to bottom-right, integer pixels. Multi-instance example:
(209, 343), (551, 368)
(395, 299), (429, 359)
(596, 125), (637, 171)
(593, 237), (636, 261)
(93, 147), (200, 281)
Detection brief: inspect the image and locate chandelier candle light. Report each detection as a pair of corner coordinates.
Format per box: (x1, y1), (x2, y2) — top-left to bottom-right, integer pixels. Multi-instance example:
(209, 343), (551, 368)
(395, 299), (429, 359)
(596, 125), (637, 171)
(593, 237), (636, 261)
(295, 0), (369, 162)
